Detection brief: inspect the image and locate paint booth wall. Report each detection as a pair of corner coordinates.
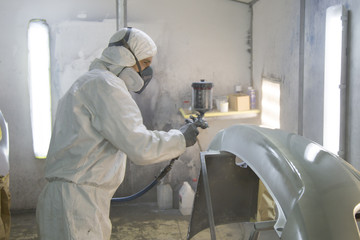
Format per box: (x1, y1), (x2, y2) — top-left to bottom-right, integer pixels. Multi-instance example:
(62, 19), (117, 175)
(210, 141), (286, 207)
(302, 0), (360, 169)
(252, 0), (360, 170)
(127, 0), (252, 130)
(0, 0), (251, 210)
(252, 0), (301, 133)
(0, 0), (116, 210)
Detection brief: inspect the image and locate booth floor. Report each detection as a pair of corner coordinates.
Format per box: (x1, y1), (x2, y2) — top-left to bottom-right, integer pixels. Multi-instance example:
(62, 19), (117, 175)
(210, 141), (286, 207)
(10, 202), (279, 240)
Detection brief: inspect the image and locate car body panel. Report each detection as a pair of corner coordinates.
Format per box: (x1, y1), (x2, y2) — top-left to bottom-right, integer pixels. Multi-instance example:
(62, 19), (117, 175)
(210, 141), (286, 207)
(189, 125), (360, 240)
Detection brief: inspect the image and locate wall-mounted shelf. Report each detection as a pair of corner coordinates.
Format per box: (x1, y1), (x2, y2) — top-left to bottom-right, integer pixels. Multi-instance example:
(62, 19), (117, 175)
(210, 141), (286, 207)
(179, 108), (260, 120)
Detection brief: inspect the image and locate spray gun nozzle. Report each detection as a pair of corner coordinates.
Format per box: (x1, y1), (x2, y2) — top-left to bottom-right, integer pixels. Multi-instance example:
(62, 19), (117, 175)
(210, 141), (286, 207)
(194, 112), (209, 129)
(184, 112), (208, 129)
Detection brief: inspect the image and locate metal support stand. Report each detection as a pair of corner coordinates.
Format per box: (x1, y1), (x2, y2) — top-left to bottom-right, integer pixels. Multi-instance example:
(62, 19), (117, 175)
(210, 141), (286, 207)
(187, 151), (259, 240)
(200, 152), (217, 240)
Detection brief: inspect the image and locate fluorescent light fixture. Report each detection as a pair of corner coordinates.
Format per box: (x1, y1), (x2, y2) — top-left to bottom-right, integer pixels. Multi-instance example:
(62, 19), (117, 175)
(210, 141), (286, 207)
(261, 78), (280, 129)
(28, 19), (52, 159)
(323, 5), (348, 157)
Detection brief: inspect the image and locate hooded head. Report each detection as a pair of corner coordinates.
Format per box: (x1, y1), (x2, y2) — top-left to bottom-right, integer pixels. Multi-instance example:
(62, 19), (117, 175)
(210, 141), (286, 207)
(90, 27), (157, 93)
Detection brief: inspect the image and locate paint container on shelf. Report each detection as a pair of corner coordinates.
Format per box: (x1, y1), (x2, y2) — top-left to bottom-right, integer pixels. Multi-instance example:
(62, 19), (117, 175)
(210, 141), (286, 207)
(247, 87), (256, 109)
(220, 101), (229, 112)
(215, 96), (228, 112)
(235, 85), (242, 93)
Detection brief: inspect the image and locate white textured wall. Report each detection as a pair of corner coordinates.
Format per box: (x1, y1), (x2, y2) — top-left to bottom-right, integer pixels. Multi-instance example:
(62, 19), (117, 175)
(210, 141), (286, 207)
(51, 20), (116, 116)
(252, 0), (301, 133)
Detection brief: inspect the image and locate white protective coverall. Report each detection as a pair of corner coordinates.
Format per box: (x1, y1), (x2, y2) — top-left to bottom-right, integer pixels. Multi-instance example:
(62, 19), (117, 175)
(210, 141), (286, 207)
(36, 28), (186, 240)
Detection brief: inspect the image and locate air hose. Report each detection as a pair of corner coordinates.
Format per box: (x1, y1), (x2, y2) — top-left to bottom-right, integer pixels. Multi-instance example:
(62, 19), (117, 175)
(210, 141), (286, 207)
(111, 157), (177, 202)
(111, 112), (208, 203)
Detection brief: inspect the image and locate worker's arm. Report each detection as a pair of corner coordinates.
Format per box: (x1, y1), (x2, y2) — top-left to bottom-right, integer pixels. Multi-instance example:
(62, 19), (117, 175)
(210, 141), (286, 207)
(86, 70), (186, 165)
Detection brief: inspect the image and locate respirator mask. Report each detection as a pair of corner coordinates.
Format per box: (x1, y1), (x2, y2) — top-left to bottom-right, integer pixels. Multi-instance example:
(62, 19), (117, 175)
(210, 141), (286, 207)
(118, 66), (153, 93)
(108, 27), (153, 94)
(137, 66), (153, 94)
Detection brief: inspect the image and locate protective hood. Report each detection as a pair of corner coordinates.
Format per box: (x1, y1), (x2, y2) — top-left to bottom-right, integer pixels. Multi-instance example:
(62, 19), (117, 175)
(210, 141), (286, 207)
(101, 28), (157, 66)
(89, 27), (157, 92)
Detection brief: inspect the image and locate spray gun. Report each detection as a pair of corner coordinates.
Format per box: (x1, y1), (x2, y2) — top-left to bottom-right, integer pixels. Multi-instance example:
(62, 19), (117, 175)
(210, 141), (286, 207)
(185, 114), (209, 129)
(187, 79), (213, 129)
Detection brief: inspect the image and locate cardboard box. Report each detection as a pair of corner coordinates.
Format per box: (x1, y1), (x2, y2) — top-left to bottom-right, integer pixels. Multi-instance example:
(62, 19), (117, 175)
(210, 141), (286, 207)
(229, 94), (250, 111)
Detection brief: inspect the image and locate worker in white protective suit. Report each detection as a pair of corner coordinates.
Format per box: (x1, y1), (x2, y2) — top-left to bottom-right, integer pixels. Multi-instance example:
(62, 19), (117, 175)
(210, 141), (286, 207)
(36, 27), (200, 240)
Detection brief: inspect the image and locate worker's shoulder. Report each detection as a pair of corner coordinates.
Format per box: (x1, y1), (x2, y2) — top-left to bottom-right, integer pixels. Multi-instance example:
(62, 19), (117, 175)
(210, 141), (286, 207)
(66, 69), (109, 94)
(78, 69), (126, 92)
(86, 68), (115, 80)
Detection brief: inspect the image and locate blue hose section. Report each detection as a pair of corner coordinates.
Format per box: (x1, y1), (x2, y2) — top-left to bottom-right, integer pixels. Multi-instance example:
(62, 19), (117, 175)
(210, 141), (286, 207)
(111, 158), (177, 202)
(111, 178), (159, 202)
